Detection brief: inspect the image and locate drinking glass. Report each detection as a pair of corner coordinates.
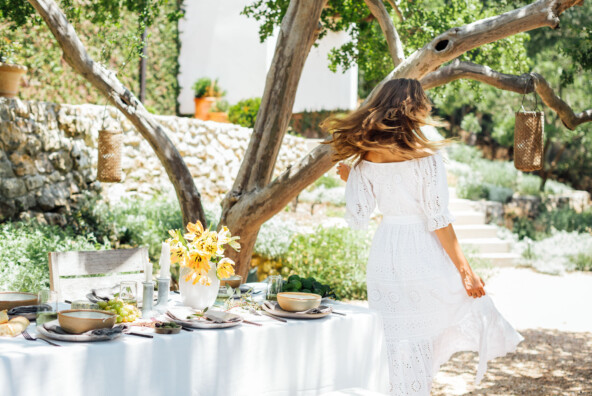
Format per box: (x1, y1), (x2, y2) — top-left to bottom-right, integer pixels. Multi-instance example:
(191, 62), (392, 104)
(266, 275), (283, 301)
(71, 300), (99, 310)
(119, 281), (138, 307)
(36, 290), (58, 326)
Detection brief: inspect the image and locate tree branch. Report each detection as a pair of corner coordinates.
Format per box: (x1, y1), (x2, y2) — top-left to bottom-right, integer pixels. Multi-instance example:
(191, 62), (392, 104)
(384, 0), (404, 21)
(364, 0), (405, 66)
(421, 60), (592, 130)
(27, 0), (206, 226)
(377, 0), (583, 85)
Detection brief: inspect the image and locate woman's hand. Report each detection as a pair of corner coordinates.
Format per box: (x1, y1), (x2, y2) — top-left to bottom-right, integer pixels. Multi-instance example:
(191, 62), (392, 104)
(336, 162), (351, 182)
(460, 268), (486, 298)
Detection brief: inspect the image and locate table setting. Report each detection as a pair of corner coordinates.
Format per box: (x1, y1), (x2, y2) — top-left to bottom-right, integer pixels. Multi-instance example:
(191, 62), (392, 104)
(0, 221), (389, 395)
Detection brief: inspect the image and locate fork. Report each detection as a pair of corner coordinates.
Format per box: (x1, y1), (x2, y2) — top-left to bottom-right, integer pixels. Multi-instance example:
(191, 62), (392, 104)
(22, 329), (61, 347)
(249, 307), (287, 323)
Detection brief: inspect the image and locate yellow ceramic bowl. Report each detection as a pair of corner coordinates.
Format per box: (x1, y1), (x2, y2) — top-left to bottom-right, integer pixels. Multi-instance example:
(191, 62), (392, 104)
(0, 292), (38, 311)
(220, 275), (242, 289)
(277, 292), (322, 312)
(58, 309), (116, 334)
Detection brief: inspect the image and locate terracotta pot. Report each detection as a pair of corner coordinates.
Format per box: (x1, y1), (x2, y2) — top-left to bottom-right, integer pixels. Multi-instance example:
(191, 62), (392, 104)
(0, 63), (27, 98)
(194, 97), (216, 120)
(207, 111), (229, 123)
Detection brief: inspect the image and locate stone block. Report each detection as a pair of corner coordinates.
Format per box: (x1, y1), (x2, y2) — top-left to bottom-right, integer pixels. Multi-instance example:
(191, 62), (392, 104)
(34, 153), (54, 174)
(24, 174), (45, 191)
(0, 200), (16, 221)
(44, 212), (67, 227)
(0, 177), (27, 198)
(49, 151), (73, 172)
(15, 192), (37, 211)
(0, 121), (26, 151)
(9, 152), (37, 176)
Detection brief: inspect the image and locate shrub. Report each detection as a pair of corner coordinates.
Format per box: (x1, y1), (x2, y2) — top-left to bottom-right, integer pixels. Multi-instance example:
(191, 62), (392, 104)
(460, 113), (481, 134)
(228, 97), (261, 128)
(280, 225), (372, 300)
(0, 221), (108, 292)
(192, 77), (225, 98)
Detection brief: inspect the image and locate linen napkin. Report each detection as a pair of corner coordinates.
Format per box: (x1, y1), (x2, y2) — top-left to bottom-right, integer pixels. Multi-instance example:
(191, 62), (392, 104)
(43, 322), (127, 338)
(265, 301), (332, 315)
(8, 304), (52, 316)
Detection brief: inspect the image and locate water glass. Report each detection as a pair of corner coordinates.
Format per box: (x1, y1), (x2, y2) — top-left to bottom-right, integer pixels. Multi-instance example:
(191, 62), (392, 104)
(119, 281), (137, 306)
(36, 290), (58, 326)
(266, 275), (283, 301)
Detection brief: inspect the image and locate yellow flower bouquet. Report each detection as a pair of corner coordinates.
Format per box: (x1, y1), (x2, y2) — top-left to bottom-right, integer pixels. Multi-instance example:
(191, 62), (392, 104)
(166, 221), (240, 286)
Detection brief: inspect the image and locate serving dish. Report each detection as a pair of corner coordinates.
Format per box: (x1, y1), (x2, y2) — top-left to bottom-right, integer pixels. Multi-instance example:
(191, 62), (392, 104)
(0, 292), (38, 311)
(58, 309), (116, 334)
(277, 292), (322, 312)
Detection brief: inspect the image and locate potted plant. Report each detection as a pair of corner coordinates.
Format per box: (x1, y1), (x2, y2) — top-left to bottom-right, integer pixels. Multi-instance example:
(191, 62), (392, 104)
(208, 99), (229, 123)
(166, 221), (240, 310)
(0, 38), (27, 98)
(193, 77), (225, 120)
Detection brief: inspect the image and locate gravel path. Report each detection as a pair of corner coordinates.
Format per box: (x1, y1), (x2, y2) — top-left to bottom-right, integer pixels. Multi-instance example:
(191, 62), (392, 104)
(348, 267), (592, 395)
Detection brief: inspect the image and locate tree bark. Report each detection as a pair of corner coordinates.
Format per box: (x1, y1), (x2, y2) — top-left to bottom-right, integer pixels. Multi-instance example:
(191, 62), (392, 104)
(220, 0), (327, 279)
(27, 0), (206, 227)
(420, 60), (592, 130)
(364, 0), (405, 66)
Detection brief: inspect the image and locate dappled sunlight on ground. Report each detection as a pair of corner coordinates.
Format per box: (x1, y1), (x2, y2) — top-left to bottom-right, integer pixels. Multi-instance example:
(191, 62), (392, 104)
(433, 328), (592, 395)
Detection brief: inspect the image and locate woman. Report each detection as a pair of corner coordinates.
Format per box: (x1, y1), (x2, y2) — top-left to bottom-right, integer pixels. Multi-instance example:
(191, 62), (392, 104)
(322, 79), (523, 395)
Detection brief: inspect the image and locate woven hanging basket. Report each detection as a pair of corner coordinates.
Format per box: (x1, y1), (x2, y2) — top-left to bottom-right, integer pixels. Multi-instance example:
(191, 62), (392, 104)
(97, 129), (122, 182)
(514, 111), (544, 172)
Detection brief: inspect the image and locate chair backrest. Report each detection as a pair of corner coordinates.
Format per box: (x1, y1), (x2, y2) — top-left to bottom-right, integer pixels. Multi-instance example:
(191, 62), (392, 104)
(48, 247), (148, 301)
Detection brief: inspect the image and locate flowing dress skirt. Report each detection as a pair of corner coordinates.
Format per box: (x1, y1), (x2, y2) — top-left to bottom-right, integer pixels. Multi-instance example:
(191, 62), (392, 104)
(366, 216), (524, 395)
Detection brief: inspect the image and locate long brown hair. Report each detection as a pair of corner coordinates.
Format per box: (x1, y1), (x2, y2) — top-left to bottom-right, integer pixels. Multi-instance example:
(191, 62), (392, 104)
(322, 78), (449, 163)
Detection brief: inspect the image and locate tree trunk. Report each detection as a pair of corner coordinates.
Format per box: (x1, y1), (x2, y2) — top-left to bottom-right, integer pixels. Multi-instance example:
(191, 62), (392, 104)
(27, 0), (206, 227)
(220, 0), (327, 279)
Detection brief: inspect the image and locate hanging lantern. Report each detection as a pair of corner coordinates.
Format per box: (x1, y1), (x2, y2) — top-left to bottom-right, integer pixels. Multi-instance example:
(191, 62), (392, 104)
(514, 75), (544, 172)
(97, 129), (122, 182)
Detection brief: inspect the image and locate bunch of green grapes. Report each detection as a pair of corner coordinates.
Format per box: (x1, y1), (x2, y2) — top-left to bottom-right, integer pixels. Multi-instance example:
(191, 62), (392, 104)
(97, 299), (141, 323)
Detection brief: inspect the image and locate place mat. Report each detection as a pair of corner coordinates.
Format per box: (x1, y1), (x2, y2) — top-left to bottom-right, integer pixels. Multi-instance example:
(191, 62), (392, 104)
(166, 307), (242, 329)
(38, 320), (125, 342)
(261, 301), (332, 319)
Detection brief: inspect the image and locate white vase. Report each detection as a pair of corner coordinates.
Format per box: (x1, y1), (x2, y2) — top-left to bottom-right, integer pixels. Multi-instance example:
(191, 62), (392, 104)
(179, 265), (220, 310)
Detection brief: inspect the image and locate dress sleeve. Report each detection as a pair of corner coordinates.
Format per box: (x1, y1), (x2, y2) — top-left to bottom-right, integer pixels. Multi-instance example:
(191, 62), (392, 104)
(418, 152), (455, 231)
(345, 164), (376, 230)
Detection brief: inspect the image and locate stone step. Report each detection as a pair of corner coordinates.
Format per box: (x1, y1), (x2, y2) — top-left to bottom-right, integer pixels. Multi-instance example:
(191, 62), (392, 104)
(453, 211), (486, 225)
(474, 252), (520, 267)
(460, 238), (511, 254)
(449, 198), (478, 212)
(454, 224), (499, 239)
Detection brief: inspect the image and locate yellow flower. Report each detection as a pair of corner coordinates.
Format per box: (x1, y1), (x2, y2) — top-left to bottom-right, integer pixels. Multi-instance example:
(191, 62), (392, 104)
(185, 221), (205, 241)
(216, 258), (235, 279)
(228, 236), (241, 251)
(169, 244), (187, 265)
(218, 226), (231, 245)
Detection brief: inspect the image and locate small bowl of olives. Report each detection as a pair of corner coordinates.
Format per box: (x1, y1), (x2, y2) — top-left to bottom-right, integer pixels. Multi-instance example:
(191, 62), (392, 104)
(154, 321), (181, 334)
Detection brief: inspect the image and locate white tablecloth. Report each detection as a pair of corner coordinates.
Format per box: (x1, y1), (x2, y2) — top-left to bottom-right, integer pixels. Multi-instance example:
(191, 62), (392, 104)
(0, 299), (389, 396)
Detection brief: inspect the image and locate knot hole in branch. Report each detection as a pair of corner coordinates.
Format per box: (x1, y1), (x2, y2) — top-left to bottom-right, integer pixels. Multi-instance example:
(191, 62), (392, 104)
(434, 39), (451, 52)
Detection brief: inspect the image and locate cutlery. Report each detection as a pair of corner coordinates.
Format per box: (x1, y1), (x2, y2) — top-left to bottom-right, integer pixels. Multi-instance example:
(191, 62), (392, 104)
(125, 331), (153, 338)
(165, 311), (194, 331)
(249, 307), (287, 323)
(22, 329), (61, 347)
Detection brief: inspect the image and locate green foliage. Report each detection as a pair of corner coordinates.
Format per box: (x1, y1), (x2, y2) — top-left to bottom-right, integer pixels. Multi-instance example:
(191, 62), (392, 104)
(192, 77), (225, 98)
(212, 99), (230, 113)
(282, 274), (336, 298)
(289, 109), (348, 138)
(280, 225), (372, 300)
(0, 221), (108, 292)
(243, 0), (531, 95)
(460, 113), (481, 134)
(228, 97), (261, 128)
(0, 0), (183, 114)
(313, 174), (342, 190)
(0, 37), (22, 64)
(509, 206), (592, 241)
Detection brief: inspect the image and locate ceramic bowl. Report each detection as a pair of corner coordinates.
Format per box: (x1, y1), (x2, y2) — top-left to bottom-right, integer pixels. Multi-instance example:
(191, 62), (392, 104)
(0, 292), (38, 311)
(58, 309), (116, 334)
(220, 275), (242, 289)
(277, 292), (322, 312)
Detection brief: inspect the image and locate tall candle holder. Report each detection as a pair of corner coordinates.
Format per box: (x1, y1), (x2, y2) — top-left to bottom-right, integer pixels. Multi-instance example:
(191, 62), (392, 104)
(155, 277), (170, 312)
(141, 281), (155, 319)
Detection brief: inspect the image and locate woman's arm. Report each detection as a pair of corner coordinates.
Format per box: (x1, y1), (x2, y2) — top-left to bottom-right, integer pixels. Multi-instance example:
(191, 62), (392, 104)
(434, 224), (486, 298)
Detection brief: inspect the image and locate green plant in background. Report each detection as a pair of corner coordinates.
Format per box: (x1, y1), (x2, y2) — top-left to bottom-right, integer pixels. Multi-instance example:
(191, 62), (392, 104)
(313, 174), (342, 190)
(192, 77), (225, 98)
(211, 99), (229, 113)
(460, 113), (481, 134)
(228, 97), (261, 128)
(280, 225), (372, 300)
(0, 221), (108, 292)
(0, 37), (22, 64)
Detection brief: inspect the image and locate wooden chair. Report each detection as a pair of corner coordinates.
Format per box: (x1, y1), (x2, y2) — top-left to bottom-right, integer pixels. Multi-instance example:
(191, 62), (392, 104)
(49, 247), (148, 302)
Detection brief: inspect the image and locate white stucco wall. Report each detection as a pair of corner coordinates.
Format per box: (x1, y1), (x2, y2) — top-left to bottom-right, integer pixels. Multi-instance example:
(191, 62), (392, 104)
(178, 0), (357, 115)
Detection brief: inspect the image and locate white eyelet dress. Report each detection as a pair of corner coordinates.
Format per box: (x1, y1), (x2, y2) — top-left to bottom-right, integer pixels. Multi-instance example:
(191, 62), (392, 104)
(345, 151), (524, 395)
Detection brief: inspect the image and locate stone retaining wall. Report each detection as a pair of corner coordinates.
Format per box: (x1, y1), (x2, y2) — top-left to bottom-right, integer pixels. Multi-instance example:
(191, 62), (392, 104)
(0, 98), (315, 223)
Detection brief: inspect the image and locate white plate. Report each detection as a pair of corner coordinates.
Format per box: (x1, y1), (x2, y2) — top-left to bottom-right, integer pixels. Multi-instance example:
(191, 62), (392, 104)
(37, 320), (123, 342)
(167, 307), (242, 329)
(261, 302), (332, 320)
